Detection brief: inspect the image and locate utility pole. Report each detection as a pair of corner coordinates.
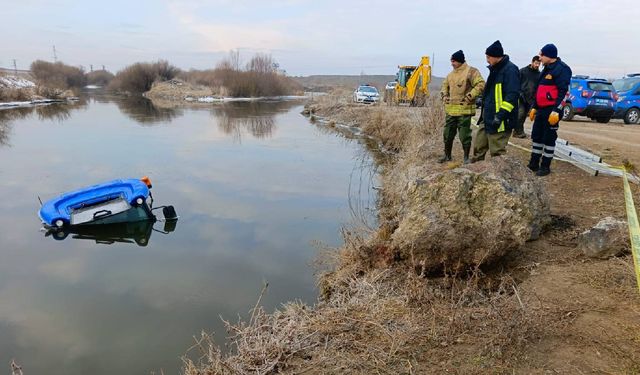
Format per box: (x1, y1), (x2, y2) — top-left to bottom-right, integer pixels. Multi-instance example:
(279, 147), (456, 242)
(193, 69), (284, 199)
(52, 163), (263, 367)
(90, 64), (93, 72)
(431, 52), (435, 74)
(13, 59), (17, 75)
(53, 45), (57, 63)
(102, 65), (105, 71)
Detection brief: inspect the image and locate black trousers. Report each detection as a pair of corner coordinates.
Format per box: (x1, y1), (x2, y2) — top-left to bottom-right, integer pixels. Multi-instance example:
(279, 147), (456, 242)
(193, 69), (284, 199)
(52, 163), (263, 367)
(515, 98), (531, 135)
(529, 107), (558, 169)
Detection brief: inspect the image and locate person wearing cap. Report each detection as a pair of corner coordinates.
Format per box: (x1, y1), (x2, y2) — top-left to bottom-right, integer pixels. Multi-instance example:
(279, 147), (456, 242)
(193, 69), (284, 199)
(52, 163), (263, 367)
(472, 40), (520, 161)
(527, 43), (572, 176)
(439, 50), (485, 164)
(514, 55), (541, 138)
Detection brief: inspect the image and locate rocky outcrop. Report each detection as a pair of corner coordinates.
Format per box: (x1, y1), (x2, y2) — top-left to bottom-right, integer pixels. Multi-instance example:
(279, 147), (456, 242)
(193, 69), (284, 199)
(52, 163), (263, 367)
(389, 157), (550, 271)
(578, 217), (629, 259)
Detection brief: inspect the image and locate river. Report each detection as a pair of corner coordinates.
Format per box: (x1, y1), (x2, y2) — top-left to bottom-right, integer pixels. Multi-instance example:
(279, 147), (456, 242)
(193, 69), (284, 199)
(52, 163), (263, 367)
(0, 94), (377, 374)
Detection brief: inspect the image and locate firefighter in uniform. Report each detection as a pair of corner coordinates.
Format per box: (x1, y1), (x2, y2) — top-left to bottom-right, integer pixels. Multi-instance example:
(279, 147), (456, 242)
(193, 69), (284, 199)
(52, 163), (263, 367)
(439, 50), (485, 164)
(527, 43), (572, 176)
(473, 40), (520, 161)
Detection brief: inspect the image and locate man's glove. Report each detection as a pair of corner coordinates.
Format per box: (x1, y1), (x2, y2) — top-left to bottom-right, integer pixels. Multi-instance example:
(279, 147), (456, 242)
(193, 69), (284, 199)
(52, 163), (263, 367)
(549, 111), (560, 126)
(528, 108), (536, 121)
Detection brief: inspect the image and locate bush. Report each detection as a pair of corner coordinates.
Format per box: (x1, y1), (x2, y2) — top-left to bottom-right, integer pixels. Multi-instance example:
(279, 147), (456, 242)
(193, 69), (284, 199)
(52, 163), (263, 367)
(85, 70), (114, 86)
(178, 69), (221, 88)
(30, 60), (87, 89)
(212, 53), (302, 97)
(108, 60), (180, 94)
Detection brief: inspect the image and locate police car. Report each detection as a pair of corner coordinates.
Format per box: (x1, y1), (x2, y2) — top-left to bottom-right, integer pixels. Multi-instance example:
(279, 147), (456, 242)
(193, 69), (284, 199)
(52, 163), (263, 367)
(353, 85), (380, 103)
(562, 75), (617, 123)
(612, 73), (640, 124)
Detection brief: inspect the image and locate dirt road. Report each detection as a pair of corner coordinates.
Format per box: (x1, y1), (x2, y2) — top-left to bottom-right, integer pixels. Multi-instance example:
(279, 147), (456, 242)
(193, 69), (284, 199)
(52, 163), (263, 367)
(522, 118), (640, 167)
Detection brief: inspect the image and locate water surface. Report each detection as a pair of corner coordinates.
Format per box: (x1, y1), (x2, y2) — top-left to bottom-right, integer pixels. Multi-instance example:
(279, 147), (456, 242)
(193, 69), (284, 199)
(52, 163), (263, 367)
(0, 95), (376, 374)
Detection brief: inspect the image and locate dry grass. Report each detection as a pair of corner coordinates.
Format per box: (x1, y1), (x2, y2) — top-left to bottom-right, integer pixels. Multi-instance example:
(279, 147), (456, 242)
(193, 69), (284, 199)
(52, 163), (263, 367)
(0, 88), (32, 102)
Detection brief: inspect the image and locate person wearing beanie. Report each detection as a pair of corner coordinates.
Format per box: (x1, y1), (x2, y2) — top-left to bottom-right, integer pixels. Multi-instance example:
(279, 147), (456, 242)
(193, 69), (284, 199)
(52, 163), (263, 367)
(439, 50), (485, 164)
(527, 43), (572, 176)
(514, 55), (541, 138)
(472, 40), (520, 161)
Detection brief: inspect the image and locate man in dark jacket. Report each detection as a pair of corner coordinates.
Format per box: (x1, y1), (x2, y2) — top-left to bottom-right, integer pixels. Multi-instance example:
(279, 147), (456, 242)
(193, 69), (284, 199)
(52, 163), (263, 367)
(527, 43), (572, 176)
(473, 40), (520, 161)
(514, 55), (541, 138)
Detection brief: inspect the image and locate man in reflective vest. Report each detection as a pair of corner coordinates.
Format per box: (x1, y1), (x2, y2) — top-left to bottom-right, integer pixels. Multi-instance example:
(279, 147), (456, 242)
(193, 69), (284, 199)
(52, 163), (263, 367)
(439, 50), (485, 164)
(473, 40), (520, 161)
(527, 43), (572, 176)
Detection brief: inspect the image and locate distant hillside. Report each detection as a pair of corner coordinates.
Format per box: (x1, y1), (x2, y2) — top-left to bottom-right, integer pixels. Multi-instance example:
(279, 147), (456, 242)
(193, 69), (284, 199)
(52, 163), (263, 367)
(293, 75), (444, 92)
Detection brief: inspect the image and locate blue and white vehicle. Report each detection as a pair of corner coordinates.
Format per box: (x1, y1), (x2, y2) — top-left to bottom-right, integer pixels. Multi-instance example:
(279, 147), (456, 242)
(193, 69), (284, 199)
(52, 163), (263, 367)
(39, 177), (176, 229)
(613, 73), (640, 124)
(562, 76), (617, 123)
(353, 85), (380, 103)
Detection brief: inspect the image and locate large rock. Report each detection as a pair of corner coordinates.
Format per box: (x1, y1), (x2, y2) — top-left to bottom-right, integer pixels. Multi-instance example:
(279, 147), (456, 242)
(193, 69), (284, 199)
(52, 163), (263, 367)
(578, 217), (629, 259)
(389, 157), (550, 271)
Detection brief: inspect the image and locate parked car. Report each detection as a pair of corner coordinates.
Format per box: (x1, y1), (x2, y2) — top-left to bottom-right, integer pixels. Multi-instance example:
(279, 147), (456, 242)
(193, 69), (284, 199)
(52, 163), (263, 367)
(562, 75), (617, 123)
(384, 81), (397, 91)
(353, 85), (380, 103)
(612, 73), (640, 124)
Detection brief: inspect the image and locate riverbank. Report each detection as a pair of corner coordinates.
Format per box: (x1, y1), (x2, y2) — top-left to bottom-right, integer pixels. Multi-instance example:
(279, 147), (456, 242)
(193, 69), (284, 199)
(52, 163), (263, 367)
(183, 93), (640, 373)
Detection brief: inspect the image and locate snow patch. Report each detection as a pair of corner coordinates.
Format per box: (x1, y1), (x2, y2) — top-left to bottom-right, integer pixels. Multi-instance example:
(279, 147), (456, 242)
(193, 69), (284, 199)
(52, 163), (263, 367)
(0, 76), (36, 89)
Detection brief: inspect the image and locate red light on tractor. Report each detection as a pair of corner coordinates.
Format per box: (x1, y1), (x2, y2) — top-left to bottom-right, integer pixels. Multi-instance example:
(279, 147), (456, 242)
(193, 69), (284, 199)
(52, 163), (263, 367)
(581, 91), (590, 98)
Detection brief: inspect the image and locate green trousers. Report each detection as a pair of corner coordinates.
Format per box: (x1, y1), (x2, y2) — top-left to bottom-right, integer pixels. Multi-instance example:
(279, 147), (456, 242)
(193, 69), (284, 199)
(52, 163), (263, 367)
(444, 115), (472, 147)
(473, 126), (510, 160)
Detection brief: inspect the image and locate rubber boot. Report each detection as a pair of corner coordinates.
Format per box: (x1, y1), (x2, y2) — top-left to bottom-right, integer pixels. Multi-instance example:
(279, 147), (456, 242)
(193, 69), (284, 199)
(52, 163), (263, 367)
(462, 144), (471, 164)
(438, 140), (453, 163)
(536, 166), (550, 176)
(527, 154), (541, 172)
(537, 157), (552, 176)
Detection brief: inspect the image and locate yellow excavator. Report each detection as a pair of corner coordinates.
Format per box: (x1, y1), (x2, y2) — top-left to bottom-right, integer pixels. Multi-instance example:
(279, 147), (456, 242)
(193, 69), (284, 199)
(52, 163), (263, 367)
(393, 56), (431, 106)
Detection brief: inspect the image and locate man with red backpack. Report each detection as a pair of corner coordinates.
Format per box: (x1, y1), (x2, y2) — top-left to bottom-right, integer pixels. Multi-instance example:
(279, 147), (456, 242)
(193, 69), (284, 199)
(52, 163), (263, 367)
(527, 44), (572, 176)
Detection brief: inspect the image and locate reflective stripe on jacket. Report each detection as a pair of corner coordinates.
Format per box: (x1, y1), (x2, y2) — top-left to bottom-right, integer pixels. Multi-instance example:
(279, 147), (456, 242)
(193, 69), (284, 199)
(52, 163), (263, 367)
(441, 63), (485, 116)
(481, 55), (520, 134)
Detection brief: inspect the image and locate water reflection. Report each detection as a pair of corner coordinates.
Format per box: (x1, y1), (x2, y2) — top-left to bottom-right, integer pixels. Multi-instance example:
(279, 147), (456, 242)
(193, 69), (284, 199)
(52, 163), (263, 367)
(0, 96), (371, 374)
(44, 220), (177, 246)
(211, 101), (300, 141)
(0, 103), (88, 146)
(115, 97), (182, 125)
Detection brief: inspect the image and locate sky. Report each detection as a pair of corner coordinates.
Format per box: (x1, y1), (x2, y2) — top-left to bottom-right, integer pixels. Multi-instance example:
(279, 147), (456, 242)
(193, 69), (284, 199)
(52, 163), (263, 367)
(2, 0), (639, 78)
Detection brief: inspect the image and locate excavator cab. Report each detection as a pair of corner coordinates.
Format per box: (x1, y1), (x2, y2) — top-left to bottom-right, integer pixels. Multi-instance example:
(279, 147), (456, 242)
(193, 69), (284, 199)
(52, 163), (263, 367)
(394, 56), (431, 106)
(396, 66), (416, 88)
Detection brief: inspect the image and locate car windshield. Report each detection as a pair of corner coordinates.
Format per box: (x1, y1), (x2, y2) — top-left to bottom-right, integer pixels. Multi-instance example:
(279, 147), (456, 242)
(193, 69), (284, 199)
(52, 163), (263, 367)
(387, 82), (396, 86)
(358, 86), (378, 93)
(587, 81), (614, 91)
(613, 78), (640, 92)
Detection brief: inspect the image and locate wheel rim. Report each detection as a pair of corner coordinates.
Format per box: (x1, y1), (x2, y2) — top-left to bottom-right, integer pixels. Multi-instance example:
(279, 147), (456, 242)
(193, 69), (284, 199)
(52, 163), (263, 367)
(630, 110), (639, 123)
(563, 106), (571, 118)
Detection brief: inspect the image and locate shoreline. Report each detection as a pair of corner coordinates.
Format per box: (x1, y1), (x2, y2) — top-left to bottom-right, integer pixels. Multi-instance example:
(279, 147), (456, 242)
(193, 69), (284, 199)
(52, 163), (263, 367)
(181, 93), (640, 373)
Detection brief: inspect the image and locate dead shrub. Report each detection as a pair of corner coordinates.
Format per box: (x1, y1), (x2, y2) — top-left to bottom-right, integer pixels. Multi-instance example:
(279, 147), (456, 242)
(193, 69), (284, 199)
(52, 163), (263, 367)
(108, 60), (180, 94)
(85, 69), (114, 86)
(30, 60), (87, 89)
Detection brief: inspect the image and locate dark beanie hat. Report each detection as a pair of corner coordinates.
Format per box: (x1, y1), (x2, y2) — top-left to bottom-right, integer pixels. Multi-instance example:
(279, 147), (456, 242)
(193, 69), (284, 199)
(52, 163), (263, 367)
(451, 50), (465, 63)
(540, 43), (558, 58)
(485, 40), (504, 57)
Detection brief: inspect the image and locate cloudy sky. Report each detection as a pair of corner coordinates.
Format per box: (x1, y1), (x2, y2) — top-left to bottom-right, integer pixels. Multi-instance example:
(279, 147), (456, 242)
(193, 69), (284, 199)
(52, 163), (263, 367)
(2, 0), (638, 78)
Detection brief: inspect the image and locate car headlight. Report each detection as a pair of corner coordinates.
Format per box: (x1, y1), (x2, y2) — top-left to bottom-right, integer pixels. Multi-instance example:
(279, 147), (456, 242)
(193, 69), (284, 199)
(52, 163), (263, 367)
(617, 96), (626, 102)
